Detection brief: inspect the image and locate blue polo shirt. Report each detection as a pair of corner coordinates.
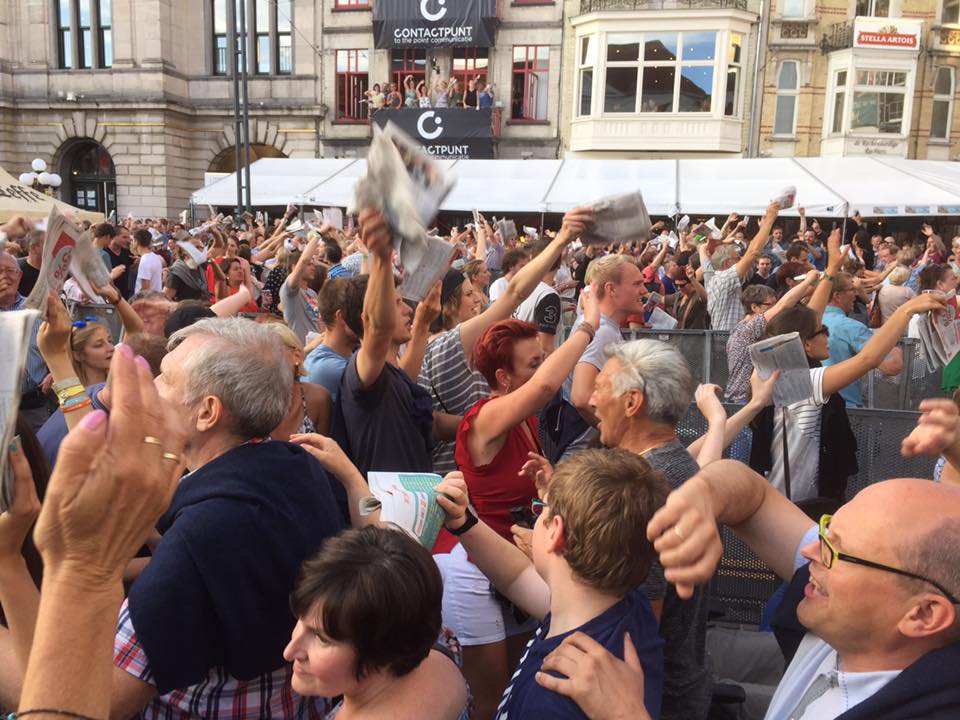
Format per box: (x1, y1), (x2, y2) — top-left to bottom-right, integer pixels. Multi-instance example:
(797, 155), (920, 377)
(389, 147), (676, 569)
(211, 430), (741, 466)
(821, 305), (874, 407)
(496, 588), (664, 719)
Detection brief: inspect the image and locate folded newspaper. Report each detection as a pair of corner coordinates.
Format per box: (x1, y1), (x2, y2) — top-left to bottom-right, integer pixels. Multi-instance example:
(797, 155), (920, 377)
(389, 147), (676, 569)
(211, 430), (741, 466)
(579, 191), (652, 246)
(748, 332), (814, 407)
(497, 218), (518, 244)
(25, 205), (81, 315)
(916, 302), (960, 371)
(360, 472), (446, 549)
(0, 310), (41, 513)
(352, 123), (456, 301)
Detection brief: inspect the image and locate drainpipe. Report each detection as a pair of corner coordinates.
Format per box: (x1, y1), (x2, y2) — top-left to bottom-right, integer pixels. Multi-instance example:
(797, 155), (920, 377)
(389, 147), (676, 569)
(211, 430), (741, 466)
(747, 0), (769, 158)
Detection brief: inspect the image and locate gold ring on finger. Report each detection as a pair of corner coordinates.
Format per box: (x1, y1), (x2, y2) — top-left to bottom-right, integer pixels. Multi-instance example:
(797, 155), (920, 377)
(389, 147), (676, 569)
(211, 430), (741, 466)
(143, 436), (163, 446)
(674, 525), (685, 541)
(161, 452), (181, 463)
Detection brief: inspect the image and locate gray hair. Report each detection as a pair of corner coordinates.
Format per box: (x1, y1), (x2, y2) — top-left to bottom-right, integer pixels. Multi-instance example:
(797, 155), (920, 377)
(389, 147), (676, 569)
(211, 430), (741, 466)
(710, 245), (739, 268)
(604, 339), (694, 425)
(899, 517), (960, 632)
(24, 230), (44, 252)
(167, 317), (291, 438)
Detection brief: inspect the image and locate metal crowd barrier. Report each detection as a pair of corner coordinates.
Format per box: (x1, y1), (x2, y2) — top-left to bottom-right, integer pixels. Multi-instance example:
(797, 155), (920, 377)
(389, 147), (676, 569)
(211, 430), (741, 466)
(623, 329), (949, 411)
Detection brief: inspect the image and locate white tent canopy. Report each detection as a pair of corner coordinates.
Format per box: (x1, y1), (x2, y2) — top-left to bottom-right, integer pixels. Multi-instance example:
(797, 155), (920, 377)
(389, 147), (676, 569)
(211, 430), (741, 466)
(192, 156), (960, 218)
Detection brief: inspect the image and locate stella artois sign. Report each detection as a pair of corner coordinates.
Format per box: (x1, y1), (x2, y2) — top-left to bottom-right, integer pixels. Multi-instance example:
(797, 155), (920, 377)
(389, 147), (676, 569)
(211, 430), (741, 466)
(853, 17), (923, 51)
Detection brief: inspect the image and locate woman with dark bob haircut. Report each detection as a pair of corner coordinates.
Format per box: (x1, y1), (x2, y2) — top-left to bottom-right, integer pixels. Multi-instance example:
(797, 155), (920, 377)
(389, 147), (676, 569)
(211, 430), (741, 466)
(284, 526), (468, 719)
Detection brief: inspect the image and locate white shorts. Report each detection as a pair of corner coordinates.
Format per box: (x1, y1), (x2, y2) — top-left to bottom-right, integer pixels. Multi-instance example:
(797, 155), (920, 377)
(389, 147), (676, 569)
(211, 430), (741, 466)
(435, 543), (539, 646)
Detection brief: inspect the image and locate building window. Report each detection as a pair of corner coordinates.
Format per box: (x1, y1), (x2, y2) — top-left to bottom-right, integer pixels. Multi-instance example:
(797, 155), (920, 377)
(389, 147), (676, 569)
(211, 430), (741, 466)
(512, 46), (550, 121)
(602, 31), (716, 114)
(774, 60), (799, 136)
(577, 36), (596, 117)
(453, 47), (490, 90)
(391, 49), (427, 95)
(943, 0), (960, 24)
(725, 33), (742, 117)
(831, 69), (847, 134)
(856, 0), (890, 16)
(213, 0), (228, 74)
(782, 0), (805, 17)
(932, 67), (954, 139)
(277, 0), (292, 74)
(336, 49), (369, 121)
(54, 0), (112, 69)
(850, 70), (906, 134)
(335, 0), (370, 6)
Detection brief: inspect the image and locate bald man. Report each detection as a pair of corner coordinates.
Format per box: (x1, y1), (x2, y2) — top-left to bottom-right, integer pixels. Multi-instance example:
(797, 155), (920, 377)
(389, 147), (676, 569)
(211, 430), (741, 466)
(639, 459), (960, 720)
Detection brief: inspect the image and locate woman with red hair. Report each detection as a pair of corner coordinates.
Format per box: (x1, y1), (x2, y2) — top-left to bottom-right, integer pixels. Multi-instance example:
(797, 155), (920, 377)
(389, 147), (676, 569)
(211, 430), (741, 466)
(439, 283), (600, 720)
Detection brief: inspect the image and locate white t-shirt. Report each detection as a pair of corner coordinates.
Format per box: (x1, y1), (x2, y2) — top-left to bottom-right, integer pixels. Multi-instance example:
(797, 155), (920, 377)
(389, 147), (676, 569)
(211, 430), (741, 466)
(489, 276), (508, 302)
(135, 252), (164, 293)
(768, 367), (827, 502)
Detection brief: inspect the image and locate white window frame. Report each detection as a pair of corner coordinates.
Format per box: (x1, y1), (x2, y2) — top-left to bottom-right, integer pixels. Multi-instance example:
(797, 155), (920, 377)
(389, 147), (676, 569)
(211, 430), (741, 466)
(577, 36), (597, 118)
(849, 68), (908, 135)
(931, 66), (955, 140)
(725, 32), (744, 117)
(781, 0), (807, 19)
(773, 60), (800, 137)
(599, 30), (722, 116)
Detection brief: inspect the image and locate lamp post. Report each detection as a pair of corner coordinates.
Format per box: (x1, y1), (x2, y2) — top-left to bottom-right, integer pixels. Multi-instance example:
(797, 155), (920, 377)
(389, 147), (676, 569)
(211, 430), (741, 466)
(19, 158), (62, 196)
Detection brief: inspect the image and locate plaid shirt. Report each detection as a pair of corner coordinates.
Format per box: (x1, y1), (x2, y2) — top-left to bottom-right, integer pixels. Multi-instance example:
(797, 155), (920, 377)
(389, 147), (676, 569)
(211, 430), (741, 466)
(705, 265), (745, 332)
(114, 599), (331, 720)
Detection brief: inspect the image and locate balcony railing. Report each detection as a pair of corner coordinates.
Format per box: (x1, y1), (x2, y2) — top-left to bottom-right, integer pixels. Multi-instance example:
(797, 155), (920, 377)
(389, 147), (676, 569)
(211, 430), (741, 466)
(580, 0), (748, 12)
(820, 20), (854, 52)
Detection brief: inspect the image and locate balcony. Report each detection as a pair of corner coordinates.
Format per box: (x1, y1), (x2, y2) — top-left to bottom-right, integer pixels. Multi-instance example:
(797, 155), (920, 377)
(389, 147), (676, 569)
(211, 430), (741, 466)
(819, 20), (853, 53)
(579, 0), (748, 12)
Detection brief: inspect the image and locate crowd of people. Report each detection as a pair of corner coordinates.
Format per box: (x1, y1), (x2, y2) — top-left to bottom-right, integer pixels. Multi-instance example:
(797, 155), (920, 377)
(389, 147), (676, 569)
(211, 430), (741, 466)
(363, 75), (495, 115)
(0, 198), (959, 720)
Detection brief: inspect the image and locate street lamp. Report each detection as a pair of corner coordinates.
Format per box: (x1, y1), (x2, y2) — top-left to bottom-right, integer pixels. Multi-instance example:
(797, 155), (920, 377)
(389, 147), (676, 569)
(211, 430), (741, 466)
(19, 158), (62, 196)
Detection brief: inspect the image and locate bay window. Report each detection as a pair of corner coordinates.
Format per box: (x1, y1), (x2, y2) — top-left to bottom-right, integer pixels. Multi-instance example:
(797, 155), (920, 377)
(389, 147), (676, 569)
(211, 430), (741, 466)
(831, 70), (847, 134)
(577, 36), (597, 117)
(856, 0), (890, 16)
(850, 70), (906, 134)
(725, 33), (743, 117)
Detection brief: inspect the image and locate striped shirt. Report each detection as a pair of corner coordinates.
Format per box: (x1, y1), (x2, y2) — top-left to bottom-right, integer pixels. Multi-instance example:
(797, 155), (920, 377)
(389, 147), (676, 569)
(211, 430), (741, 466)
(115, 599), (330, 720)
(769, 366), (827, 502)
(705, 266), (744, 331)
(418, 326), (490, 474)
(2, 294), (49, 392)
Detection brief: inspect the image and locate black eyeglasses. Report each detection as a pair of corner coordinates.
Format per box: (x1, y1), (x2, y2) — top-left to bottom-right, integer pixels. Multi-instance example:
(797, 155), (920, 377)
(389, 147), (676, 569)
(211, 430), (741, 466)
(811, 325), (830, 339)
(819, 515), (959, 604)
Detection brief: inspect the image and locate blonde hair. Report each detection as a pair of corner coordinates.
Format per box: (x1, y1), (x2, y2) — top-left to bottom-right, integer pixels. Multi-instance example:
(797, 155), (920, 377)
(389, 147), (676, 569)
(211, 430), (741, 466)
(70, 321), (109, 387)
(586, 255), (637, 300)
(262, 320), (306, 377)
(546, 449), (669, 596)
(888, 265), (911, 286)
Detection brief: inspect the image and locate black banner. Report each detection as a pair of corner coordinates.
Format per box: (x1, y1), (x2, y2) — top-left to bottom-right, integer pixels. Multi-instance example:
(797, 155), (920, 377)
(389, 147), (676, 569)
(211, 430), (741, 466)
(373, 0), (497, 49)
(373, 108), (494, 159)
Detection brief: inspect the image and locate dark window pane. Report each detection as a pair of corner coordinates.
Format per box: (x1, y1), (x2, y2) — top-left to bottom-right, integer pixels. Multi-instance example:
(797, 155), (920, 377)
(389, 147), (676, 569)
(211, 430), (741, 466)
(774, 95), (796, 134)
(682, 32), (716, 61)
(604, 66), (637, 113)
(645, 33), (677, 62)
(641, 66), (675, 112)
(935, 67), (953, 96)
(725, 68), (738, 116)
(851, 91), (903, 133)
(832, 91), (845, 133)
(579, 68), (593, 116)
(679, 66), (713, 112)
(606, 34), (641, 63)
(932, 100), (950, 139)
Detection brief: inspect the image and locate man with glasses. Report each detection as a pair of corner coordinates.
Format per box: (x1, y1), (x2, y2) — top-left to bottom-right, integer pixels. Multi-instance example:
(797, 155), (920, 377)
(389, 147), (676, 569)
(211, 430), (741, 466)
(822, 271), (902, 407)
(643, 459), (960, 720)
(0, 250), (52, 429)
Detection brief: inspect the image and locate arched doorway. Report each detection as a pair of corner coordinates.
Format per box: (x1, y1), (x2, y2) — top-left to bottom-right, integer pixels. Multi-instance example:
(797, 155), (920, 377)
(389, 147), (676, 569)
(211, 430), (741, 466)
(59, 140), (116, 215)
(209, 144), (287, 173)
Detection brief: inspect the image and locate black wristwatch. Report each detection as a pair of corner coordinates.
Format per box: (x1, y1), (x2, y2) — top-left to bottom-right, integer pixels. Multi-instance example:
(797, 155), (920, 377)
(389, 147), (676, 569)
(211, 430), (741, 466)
(447, 508), (478, 536)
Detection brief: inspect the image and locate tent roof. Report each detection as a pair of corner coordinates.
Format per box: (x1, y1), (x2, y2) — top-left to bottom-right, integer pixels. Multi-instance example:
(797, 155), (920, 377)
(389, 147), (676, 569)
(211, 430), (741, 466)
(192, 156), (960, 218)
(0, 166), (104, 224)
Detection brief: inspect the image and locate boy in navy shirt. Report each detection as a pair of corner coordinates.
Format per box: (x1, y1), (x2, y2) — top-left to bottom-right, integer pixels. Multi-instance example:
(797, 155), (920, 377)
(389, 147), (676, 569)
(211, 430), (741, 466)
(435, 448), (668, 719)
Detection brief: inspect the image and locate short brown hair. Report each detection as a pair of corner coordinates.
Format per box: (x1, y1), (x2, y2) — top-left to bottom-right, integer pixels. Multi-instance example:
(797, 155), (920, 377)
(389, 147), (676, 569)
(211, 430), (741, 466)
(546, 449), (670, 596)
(502, 248), (529, 274)
(289, 526), (442, 679)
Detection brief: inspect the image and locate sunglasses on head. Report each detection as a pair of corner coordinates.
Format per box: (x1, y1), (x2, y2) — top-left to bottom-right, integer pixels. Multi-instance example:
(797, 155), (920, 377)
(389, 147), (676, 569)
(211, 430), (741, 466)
(72, 316), (100, 330)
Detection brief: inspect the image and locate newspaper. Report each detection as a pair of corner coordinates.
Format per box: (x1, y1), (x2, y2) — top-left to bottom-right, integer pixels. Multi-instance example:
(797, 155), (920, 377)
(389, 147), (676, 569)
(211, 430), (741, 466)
(917, 302), (960, 371)
(352, 122), (456, 298)
(647, 306), (678, 330)
(0, 310), (41, 513)
(68, 230), (113, 302)
(580, 191), (652, 246)
(322, 207), (344, 230)
(496, 218), (517, 243)
(749, 332), (814, 407)
(400, 234), (456, 302)
(360, 472), (446, 549)
(25, 206), (81, 315)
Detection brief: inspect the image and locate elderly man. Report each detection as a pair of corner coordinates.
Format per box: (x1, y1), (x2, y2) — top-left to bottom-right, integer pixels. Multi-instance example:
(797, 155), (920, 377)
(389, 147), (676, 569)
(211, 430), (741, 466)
(704, 202), (779, 331)
(0, 251), (52, 429)
(586, 339), (710, 720)
(0, 317), (345, 717)
(642, 458), (960, 720)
